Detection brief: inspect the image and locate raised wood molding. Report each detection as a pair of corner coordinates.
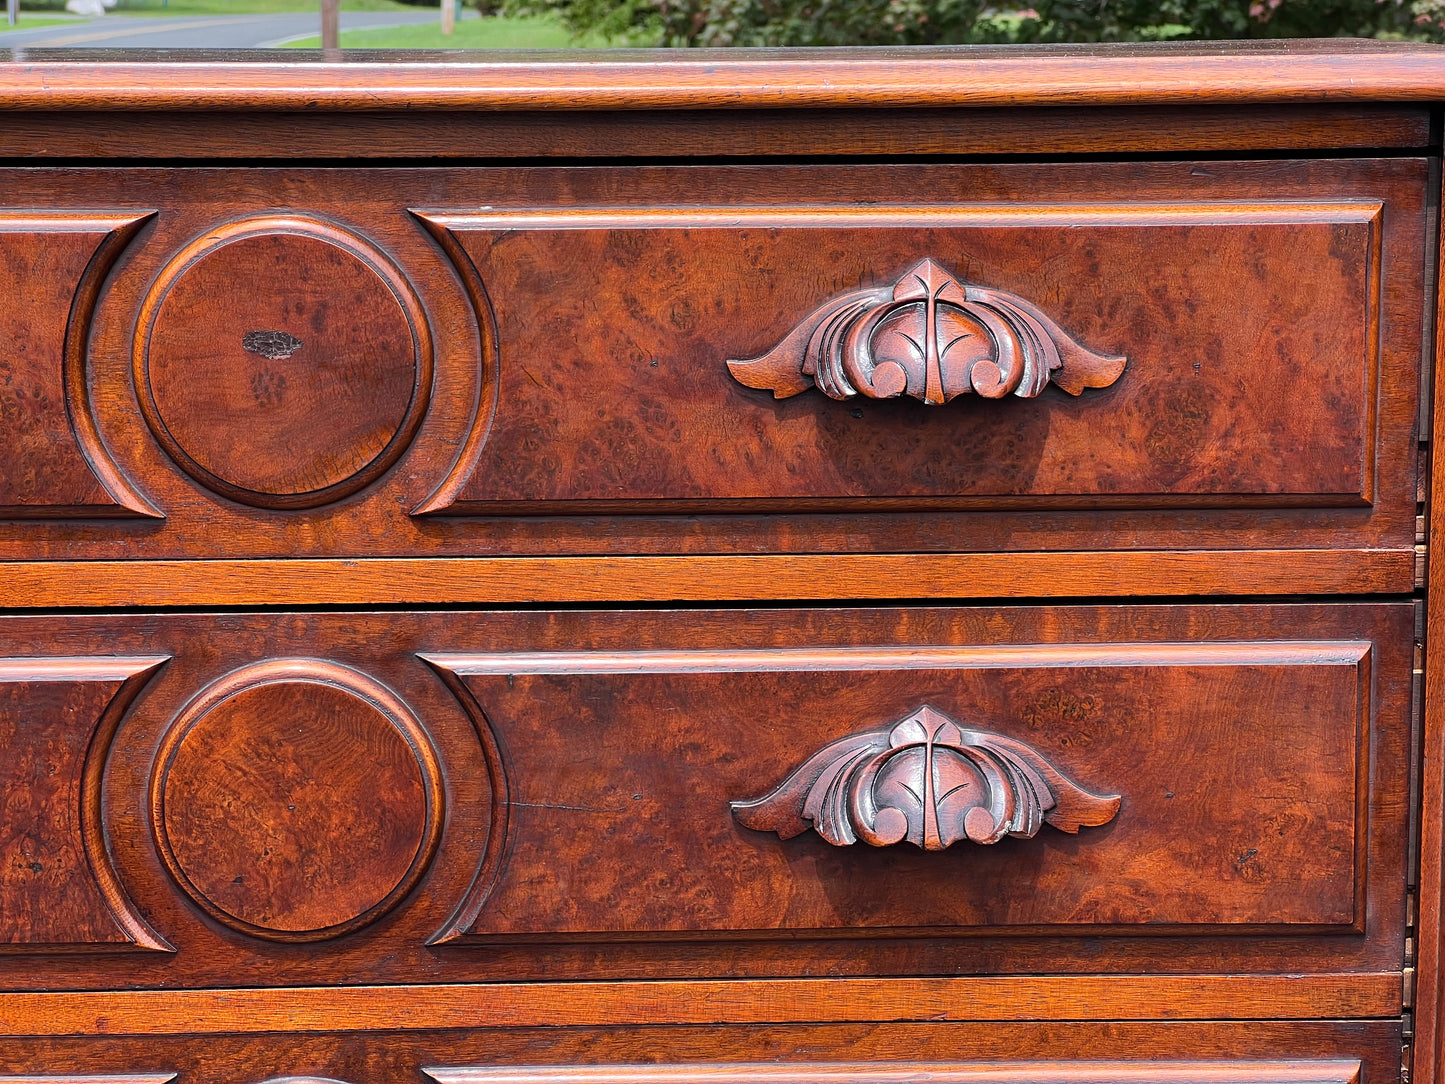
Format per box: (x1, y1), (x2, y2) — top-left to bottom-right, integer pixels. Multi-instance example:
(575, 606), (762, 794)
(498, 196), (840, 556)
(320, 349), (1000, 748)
(428, 634), (1371, 942)
(418, 654), (509, 948)
(4, 45), (1445, 111)
(148, 658), (444, 943)
(132, 214), (434, 511)
(0, 975), (1401, 1036)
(422, 1062), (1364, 1084)
(410, 211), (499, 518)
(0, 656), (172, 954)
(0, 211), (158, 519)
(428, 641), (1375, 675)
(5, 106), (1423, 161)
(412, 196), (1385, 516)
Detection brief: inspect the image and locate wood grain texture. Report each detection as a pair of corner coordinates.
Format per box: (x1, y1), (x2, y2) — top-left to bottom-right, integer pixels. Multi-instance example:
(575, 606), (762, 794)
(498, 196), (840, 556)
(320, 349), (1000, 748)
(0, 657), (170, 953)
(0, 974), (1403, 1035)
(422, 1062), (1363, 1084)
(0, 605), (1407, 989)
(0, 551), (1414, 608)
(0, 212), (155, 519)
(422, 195), (1385, 514)
(428, 637), (1371, 941)
(0, 106), (1427, 160)
(0, 162), (1417, 564)
(1, 43), (1445, 111)
(1407, 119), (1445, 1084)
(0, 1022), (1402, 1084)
(0, 50), (1426, 1080)
(149, 659), (443, 943)
(134, 215), (432, 510)
(0, 163), (1421, 569)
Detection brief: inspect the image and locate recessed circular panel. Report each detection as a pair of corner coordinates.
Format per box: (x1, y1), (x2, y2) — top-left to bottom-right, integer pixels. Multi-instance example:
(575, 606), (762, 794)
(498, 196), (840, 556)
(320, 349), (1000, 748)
(136, 217), (433, 509)
(152, 660), (443, 941)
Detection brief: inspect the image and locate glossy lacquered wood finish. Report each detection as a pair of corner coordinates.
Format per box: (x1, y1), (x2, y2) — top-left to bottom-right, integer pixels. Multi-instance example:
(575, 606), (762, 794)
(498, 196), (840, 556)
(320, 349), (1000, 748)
(0, 44), (1433, 1084)
(0, 160), (1422, 577)
(423, 1063), (1367, 1084)
(0, 657), (168, 952)
(2, 550), (1418, 608)
(0, 604), (1409, 989)
(0, 212), (153, 518)
(2, 41), (1445, 111)
(0, 105), (1427, 160)
(0, 1023), (1402, 1083)
(0, 977), (1405, 1035)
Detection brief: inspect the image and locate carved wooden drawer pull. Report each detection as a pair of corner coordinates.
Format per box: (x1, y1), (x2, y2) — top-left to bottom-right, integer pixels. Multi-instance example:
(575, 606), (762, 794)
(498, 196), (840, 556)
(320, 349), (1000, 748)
(732, 704), (1121, 850)
(727, 258), (1126, 405)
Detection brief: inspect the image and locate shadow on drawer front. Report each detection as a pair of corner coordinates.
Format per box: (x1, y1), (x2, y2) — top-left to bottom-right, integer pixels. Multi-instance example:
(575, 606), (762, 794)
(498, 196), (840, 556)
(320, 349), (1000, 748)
(0, 605), (1409, 987)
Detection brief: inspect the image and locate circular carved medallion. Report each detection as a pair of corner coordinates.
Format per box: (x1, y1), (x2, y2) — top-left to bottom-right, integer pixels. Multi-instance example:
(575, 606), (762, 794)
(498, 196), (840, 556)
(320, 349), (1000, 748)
(151, 660), (443, 942)
(135, 216), (433, 509)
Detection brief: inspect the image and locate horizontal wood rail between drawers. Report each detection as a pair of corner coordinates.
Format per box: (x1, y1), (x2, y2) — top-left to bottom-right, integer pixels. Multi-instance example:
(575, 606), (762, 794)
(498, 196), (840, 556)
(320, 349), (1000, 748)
(0, 974), (1403, 1036)
(2, 550), (1413, 607)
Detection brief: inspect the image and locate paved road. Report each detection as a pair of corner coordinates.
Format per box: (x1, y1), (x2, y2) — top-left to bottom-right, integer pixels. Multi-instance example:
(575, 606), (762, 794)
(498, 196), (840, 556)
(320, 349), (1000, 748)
(0, 9), (464, 48)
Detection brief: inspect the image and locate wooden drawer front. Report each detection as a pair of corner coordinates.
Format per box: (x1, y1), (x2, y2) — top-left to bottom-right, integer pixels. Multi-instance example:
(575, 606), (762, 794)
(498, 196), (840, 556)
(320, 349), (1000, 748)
(0, 161), (1423, 570)
(0, 1024), (1401, 1084)
(426, 1064), (1366, 1084)
(425, 195), (1384, 512)
(0, 605), (1408, 988)
(0, 1061), (1367, 1084)
(431, 628), (1382, 943)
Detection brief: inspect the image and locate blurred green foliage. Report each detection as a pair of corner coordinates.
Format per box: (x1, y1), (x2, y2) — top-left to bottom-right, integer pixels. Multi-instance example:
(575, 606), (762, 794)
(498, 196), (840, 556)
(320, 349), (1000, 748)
(486, 0), (1445, 47)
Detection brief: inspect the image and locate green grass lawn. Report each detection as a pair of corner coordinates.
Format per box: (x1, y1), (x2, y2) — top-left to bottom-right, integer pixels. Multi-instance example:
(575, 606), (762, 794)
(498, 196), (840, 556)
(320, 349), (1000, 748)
(2, 14), (79, 25)
(282, 12), (614, 47)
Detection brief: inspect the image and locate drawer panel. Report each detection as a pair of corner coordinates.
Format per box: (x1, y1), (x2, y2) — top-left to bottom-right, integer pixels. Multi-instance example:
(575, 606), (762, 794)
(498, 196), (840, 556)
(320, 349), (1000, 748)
(430, 637), (1369, 940)
(0, 1023), (1403, 1084)
(0, 161), (1423, 572)
(423, 200), (1379, 510)
(0, 605), (1408, 989)
(426, 1064), (1367, 1084)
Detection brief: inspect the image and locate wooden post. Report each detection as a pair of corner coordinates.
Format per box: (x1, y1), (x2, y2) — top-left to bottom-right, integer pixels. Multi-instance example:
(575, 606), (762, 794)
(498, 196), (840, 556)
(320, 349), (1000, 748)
(442, 0), (455, 35)
(321, 0), (339, 48)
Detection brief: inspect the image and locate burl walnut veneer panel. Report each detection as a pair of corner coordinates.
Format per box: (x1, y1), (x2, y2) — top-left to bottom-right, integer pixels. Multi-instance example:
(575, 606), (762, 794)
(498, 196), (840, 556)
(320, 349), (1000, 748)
(0, 656), (169, 953)
(430, 638), (1374, 942)
(0, 159), (1423, 572)
(0, 603), (1409, 990)
(424, 1063), (1365, 1084)
(422, 197), (1382, 512)
(0, 1021), (1402, 1084)
(0, 212), (155, 519)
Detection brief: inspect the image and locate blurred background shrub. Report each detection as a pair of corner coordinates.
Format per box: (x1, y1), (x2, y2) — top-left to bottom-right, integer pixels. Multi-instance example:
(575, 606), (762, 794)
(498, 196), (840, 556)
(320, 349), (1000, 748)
(487, 0), (1445, 46)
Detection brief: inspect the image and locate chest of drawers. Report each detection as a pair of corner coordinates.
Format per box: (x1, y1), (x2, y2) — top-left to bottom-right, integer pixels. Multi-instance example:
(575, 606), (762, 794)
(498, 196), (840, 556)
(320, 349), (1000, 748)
(2, 38), (1444, 1084)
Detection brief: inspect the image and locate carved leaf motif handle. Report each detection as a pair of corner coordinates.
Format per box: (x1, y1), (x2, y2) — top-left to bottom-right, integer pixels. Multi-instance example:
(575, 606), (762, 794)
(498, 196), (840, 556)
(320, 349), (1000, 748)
(727, 259), (1127, 406)
(731, 704), (1120, 850)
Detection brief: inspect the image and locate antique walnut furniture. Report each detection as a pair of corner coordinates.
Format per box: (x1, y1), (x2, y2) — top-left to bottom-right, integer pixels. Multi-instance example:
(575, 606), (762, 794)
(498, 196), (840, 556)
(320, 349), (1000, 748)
(8, 37), (1445, 1084)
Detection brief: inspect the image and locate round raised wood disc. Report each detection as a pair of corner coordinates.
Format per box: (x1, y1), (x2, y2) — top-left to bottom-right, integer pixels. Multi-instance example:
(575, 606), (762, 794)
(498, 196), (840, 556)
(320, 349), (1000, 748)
(158, 672), (432, 938)
(140, 222), (424, 507)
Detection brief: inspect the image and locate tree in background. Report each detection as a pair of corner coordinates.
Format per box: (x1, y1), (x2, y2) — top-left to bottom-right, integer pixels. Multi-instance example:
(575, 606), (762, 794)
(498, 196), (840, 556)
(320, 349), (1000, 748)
(492, 0), (1445, 47)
